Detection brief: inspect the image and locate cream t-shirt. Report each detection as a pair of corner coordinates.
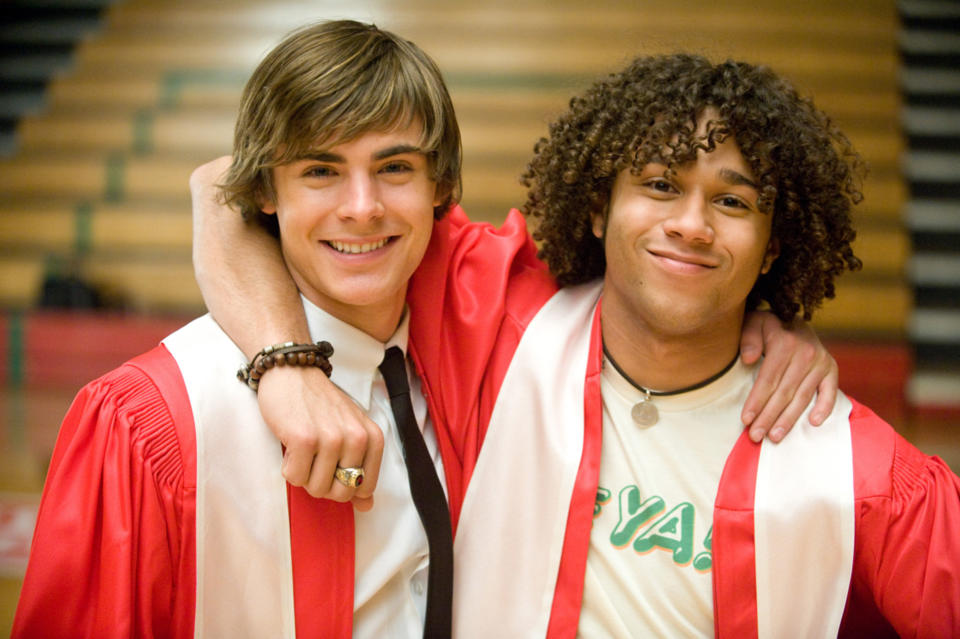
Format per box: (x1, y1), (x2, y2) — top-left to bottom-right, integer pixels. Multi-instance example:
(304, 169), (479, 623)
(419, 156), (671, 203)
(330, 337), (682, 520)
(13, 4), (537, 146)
(578, 356), (755, 638)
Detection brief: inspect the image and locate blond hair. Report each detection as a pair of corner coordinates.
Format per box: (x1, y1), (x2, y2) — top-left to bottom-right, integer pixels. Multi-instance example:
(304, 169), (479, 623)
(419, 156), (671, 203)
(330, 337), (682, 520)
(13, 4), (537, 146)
(221, 20), (461, 228)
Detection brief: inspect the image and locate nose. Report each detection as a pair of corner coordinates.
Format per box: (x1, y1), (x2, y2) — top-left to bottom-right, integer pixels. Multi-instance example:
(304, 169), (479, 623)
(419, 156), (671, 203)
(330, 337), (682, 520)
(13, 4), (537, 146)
(339, 173), (383, 224)
(662, 195), (714, 244)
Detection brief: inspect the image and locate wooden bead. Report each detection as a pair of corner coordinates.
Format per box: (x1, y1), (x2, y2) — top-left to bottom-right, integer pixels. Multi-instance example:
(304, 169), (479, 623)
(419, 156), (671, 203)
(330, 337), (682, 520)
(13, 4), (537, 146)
(238, 340), (334, 393)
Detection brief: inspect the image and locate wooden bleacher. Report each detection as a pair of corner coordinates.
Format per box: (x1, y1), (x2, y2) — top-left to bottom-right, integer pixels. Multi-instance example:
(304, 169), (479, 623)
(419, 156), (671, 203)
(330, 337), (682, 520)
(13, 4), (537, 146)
(0, 0), (907, 329)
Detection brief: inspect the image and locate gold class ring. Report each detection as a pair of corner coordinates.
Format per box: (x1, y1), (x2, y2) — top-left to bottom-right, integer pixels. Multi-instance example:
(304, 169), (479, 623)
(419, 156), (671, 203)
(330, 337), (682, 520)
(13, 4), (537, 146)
(334, 465), (365, 488)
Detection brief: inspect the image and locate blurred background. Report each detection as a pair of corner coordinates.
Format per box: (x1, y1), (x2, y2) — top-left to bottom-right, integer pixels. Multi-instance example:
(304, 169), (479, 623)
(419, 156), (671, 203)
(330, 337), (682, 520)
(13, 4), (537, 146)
(0, 0), (957, 632)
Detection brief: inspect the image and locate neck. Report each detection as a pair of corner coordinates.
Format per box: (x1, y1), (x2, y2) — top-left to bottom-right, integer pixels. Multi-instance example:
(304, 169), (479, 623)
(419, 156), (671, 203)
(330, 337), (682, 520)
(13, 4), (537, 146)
(302, 290), (406, 343)
(599, 296), (743, 393)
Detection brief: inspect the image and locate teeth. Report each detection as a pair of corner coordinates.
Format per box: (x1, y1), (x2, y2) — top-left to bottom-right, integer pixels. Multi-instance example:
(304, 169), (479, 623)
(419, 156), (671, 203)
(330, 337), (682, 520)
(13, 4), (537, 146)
(328, 238), (389, 254)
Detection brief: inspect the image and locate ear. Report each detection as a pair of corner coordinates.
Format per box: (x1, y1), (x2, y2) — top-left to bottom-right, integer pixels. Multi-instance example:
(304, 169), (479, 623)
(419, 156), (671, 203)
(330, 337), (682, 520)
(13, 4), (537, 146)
(591, 208), (606, 240)
(761, 237), (780, 274)
(260, 194), (277, 215)
(432, 183), (449, 209)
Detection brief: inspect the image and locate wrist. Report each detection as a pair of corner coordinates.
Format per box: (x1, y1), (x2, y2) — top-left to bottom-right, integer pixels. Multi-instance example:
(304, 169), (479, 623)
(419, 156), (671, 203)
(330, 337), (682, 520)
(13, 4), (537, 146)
(237, 340), (334, 391)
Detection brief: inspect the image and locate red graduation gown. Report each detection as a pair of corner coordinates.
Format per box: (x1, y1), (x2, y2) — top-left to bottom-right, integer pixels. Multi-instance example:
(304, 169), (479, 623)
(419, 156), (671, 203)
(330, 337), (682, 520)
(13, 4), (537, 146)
(12, 346), (356, 639)
(12, 203), (535, 638)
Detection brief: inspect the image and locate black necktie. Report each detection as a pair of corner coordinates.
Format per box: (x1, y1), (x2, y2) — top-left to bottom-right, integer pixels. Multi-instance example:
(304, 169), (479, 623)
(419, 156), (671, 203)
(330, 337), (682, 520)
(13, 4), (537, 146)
(379, 346), (453, 639)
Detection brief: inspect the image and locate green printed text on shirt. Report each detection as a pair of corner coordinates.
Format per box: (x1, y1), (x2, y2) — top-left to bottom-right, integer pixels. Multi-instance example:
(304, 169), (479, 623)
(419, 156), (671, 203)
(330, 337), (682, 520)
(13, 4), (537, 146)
(595, 484), (713, 572)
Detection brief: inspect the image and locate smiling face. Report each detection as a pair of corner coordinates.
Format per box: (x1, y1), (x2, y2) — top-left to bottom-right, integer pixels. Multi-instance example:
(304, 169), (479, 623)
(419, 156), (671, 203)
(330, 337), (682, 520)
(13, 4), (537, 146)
(594, 136), (779, 344)
(262, 121), (441, 340)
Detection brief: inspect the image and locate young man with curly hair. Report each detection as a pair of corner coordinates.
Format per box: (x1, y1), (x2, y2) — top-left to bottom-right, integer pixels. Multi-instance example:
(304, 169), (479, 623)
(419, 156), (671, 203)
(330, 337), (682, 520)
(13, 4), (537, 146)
(444, 55), (958, 636)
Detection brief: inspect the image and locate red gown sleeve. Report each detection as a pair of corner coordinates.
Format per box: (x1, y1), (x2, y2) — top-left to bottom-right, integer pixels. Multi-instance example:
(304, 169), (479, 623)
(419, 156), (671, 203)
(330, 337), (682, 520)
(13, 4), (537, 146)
(406, 206), (557, 528)
(12, 350), (197, 639)
(842, 401), (960, 638)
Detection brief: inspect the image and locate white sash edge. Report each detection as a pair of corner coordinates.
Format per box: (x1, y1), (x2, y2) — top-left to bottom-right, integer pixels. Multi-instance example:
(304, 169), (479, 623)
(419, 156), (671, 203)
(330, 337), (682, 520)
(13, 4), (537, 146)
(163, 316), (296, 639)
(452, 282), (602, 638)
(754, 392), (855, 638)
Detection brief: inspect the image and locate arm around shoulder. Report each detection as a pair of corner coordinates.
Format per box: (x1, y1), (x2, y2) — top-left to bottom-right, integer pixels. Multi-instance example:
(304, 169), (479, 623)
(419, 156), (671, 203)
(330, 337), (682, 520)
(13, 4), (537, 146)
(190, 156), (308, 356)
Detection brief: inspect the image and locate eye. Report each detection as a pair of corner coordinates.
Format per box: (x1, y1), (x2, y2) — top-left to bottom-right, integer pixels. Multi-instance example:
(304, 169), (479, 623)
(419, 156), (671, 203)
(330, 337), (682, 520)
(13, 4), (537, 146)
(303, 165), (336, 179)
(717, 195), (747, 209)
(642, 177), (677, 195)
(379, 160), (413, 174)
(378, 158), (420, 185)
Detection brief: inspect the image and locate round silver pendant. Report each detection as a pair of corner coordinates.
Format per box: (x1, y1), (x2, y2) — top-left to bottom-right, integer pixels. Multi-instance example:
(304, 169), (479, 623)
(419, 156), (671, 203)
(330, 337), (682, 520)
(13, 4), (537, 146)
(631, 399), (659, 427)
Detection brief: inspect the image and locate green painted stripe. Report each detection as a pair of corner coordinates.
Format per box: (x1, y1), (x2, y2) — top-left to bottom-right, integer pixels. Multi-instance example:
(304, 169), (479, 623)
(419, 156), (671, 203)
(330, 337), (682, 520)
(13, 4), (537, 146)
(8, 311), (24, 387)
(74, 201), (93, 256)
(160, 69), (249, 109)
(132, 109), (154, 154)
(104, 153), (125, 203)
(159, 73), (181, 110)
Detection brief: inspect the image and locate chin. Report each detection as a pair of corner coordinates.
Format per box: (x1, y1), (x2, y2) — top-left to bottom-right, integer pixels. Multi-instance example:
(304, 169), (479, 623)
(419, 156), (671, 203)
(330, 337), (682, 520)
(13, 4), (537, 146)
(333, 281), (404, 308)
(652, 304), (715, 335)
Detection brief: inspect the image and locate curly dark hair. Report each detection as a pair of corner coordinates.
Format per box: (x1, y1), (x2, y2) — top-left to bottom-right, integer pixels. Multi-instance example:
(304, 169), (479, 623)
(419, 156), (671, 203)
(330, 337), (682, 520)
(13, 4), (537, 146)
(522, 54), (864, 321)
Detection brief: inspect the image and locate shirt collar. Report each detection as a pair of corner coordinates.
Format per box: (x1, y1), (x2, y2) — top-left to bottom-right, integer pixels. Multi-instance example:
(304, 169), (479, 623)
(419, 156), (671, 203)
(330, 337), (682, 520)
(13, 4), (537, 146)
(301, 294), (410, 411)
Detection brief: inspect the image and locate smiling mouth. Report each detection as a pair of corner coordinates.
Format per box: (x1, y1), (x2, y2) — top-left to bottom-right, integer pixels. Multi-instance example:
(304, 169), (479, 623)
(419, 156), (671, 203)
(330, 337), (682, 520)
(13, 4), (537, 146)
(326, 238), (391, 254)
(649, 249), (716, 269)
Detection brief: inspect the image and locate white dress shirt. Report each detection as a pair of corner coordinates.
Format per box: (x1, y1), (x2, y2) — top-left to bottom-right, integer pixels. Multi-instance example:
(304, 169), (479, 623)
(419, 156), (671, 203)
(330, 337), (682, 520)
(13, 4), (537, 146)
(302, 295), (446, 639)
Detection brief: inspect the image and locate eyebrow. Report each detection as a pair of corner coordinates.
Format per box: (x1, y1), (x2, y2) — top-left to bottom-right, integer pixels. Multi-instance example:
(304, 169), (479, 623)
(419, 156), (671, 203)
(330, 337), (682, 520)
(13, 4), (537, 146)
(297, 144), (424, 164)
(374, 143), (423, 160)
(719, 167), (758, 189)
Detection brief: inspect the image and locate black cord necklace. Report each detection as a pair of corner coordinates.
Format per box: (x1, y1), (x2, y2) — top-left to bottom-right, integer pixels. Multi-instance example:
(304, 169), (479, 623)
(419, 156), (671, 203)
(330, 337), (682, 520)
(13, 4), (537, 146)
(602, 343), (739, 427)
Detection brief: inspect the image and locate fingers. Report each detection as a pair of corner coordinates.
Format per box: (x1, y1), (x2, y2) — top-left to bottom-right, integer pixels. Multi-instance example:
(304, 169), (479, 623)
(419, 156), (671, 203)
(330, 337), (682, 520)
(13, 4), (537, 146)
(808, 355), (839, 426)
(741, 313), (840, 443)
(744, 374), (785, 443)
(751, 356), (824, 442)
(358, 419), (384, 500)
(768, 347), (837, 438)
(257, 366), (385, 503)
(739, 311), (767, 364)
(303, 425), (347, 498)
(351, 495), (375, 512)
(740, 312), (786, 431)
(280, 442), (317, 488)
(741, 315), (801, 440)
(744, 339), (816, 442)
(304, 413), (377, 502)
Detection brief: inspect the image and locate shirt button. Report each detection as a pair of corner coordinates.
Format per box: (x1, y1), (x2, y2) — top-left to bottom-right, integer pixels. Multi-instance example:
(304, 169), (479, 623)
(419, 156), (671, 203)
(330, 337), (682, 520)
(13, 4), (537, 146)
(413, 580), (424, 596)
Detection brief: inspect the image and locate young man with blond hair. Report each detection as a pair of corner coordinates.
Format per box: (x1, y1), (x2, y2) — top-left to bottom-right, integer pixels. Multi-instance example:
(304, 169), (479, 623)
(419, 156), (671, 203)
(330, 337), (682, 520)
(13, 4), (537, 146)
(16, 21), (462, 638)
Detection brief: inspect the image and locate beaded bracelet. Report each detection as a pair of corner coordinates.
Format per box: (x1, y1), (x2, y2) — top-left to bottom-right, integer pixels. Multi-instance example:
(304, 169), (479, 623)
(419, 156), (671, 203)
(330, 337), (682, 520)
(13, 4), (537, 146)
(237, 340), (334, 392)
